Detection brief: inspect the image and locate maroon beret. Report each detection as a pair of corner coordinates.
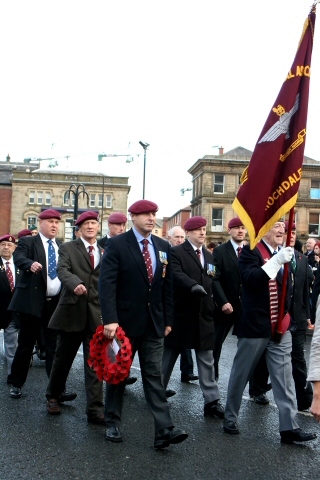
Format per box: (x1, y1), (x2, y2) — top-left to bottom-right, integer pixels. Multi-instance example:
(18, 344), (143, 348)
(284, 221), (296, 232)
(108, 212), (127, 224)
(0, 234), (16, 244)
(184, 216), (207, 231)
(18, 229), (32, 238)
(128, 200), (158, 214)
(38, 209), (61, 220)
(315, 242), (320, 248)
(228, 217), (244, 229)
(75, 211), (100, 226)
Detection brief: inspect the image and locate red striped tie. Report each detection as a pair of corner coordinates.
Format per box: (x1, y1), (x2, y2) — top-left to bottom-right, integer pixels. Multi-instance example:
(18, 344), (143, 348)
(142, 239), (153, 284)
(5, 262), (14, 291)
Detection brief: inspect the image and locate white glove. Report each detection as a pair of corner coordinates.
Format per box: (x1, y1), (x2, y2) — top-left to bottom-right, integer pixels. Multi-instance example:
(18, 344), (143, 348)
(261, 247), (294, 279)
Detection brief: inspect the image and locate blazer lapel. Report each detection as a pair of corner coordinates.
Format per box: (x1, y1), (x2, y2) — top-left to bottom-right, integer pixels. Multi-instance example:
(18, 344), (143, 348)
(126, 229), (150, 285)
(34, 235), (48, 285)
(75, 238), (93, 269)
(0, 258), (11, 291)
(183, 241), (203, 269)
(226, 240), (240, 269)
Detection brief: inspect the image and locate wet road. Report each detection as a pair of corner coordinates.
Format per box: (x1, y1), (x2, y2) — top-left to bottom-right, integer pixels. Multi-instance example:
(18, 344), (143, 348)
(0, 331), (319, 480)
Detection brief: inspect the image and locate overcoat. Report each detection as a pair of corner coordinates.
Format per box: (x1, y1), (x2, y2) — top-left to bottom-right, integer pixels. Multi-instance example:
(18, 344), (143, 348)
(0, 258), (21, 329)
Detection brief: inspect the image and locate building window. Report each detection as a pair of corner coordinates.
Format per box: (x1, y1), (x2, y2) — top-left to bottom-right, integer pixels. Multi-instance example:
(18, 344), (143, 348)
(37, 191), (43, 205)
(106, 194), (113, 208)
(63, 192), (70, 206)
(310, 180), (320, 199)
(211, 208), (223, 232)
(98, 194), (103, 208)
(28, 216), (37, 230)
(45, 192), (51, 205)
(29, 191), (35, 204)
(90, 194), (96, 207)
(309, 212), (320, 236)
(213, 174), (224, 194)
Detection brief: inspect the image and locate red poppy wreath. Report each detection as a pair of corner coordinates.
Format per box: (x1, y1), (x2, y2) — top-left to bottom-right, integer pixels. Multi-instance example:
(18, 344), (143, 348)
(88, 325), (133, 384)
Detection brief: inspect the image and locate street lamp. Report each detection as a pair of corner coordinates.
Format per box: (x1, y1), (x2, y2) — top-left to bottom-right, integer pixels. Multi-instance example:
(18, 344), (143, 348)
(139, 141), (149, 199)
(65, 184), (89, 239)
(180, 188), (192, 196)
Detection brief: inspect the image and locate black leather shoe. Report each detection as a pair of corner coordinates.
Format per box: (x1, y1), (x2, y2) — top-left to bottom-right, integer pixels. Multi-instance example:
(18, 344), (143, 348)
(181, 373), (199, 383)
(125, 376), (137, 385)
(106, 426), (123, 442)
(204, 400), (225, 419)
(87, 414), (106, 426)
(251, 393), (269, 405)
(10, 386), (22, 399)
(297, 402), (312, 412)
(58, 391), (77, 403)
(166, 389), (176, 398)
(154, 426), (188, 449)
(280, 428), (317, 444)
(223, 421), (240, 434)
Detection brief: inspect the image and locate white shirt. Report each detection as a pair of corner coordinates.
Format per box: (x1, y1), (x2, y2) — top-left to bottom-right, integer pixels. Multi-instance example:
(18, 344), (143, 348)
(39, 232), (61, 297)
(188, 240), (204, 267)
(230, 239), (244, 256)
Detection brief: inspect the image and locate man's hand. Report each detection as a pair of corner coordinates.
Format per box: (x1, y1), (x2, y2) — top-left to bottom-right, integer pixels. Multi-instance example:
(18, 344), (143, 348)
(74, 284), (87, 296)
(191, 285), (207, 296)
(104, 323), (119, 339)
(165, 326), (172, 336)
(310, 382), (320, 422)
(30, 262), (42, 273)
(222, 303), (233, 314)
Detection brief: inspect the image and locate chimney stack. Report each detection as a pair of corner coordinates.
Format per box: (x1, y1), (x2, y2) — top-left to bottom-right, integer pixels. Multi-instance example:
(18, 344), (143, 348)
(219, 147), (224, 155)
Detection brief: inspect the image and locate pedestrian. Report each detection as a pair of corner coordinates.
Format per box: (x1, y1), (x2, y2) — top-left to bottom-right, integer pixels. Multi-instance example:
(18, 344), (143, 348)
(223, 220), (316, 444)
(163, 216), (224, 419)
(8, 209), (76, 403)
(46, 211), (104, 424)
(99, 199), (188, 448)
(0, 234), (21, 384)
(97, 212), (127, 249)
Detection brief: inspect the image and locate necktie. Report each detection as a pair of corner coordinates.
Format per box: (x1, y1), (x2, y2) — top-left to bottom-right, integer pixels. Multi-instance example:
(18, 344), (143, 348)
(291, 254), (297, 273)
(142, 239), (153, 284)
(48, 239), (57, 280)
(237, 247), (242, 257)
(5, 262), (14, 291)
(88, 245), (95, 269)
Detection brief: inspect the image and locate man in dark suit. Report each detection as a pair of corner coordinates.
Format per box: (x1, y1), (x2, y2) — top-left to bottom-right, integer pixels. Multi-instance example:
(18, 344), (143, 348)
(97, 212), (127, 249)
(0, 234), (21, 384)
(99, 199), (188, 448)
(9, 209), (75, 402)
(212, 217), (246, 381)
(284, 221), (314, 411)
(163, 216), (224, 419)
(223, 221), (316, 444)
(46, 211), (104, 424)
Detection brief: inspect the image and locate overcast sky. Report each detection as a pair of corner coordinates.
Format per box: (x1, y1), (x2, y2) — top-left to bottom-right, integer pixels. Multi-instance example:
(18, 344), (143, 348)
(1, 0), (319, 217)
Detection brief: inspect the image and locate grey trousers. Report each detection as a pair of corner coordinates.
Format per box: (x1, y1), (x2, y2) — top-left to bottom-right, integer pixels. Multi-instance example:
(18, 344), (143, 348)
(3, 320), (19, 375)
(162, 345), (220, 405)
(225, 332), (299, 432)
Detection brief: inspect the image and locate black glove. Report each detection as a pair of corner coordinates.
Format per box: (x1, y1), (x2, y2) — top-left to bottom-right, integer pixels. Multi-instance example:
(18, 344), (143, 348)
(190, 284), (207, 296)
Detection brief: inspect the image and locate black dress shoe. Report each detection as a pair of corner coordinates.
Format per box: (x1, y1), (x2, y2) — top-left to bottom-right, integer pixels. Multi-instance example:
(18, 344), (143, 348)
(154, 426), (188, 449)
(106, 426), (123, 442)
(181, 373), (199, 383)
(204, 400), (225, 419)
(223, 421), (240, 434)
(166, 389), (176, 398)
(125, 376), (137, 386)
(87, 414), (106, 425)
(280, 428), (317, 444)
(58, 391), (77, 403)
(7, 374), (12, 385)
(251, 393), (269, 405)
(10, 386), (22, 399)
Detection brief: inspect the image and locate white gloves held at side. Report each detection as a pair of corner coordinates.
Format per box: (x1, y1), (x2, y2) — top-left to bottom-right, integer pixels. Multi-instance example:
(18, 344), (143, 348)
(261, 247), (294, 279)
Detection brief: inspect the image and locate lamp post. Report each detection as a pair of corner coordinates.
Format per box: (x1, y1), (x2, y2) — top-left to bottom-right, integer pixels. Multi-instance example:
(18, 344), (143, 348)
(65, 184), (89, 239)
(139, 141), (149, 199)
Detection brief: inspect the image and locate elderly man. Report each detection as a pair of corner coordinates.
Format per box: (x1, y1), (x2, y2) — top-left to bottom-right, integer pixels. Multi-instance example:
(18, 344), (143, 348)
(0, 234), (21, 384)
(9, 209), (75, 402)
(97, 212), (127, 249)
(223, 220), (316, 444)
(163, 216), (224, 419)
(46, 211), (104, 423)
(99, 199), (188, 448)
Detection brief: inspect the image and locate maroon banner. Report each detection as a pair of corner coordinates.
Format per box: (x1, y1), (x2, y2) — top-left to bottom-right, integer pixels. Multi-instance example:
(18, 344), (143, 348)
(233, 5), (316, 248)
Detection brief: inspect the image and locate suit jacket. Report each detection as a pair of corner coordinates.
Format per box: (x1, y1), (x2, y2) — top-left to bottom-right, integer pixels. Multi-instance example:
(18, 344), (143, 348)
(236, 242), (292, 338)
(9, 235), (61, 317)
(97, 236), (109, 249)
(212, 240), (242, 323)
(164, 242), (215, 350)
(48, 238), (103, 333)
(289, 250), (312, 330)
(0, 258), (21, 329)
(98, 228), (174, 338)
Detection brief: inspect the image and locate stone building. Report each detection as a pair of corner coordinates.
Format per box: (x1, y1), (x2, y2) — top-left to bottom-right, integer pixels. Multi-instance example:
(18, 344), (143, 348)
(162, 206), (191, 239)
(188, 146), (320, 245)
(10, 169), (130, 241)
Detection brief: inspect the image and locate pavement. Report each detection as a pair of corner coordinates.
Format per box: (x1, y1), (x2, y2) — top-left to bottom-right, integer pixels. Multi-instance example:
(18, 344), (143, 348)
(0, 331), (320, 480)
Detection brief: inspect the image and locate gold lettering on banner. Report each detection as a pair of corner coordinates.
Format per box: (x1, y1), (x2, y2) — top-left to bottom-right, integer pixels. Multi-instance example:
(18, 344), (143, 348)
(279, 129), (306, 162)
(286, 66), (311, 80)
(265, 168), (302, 210)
